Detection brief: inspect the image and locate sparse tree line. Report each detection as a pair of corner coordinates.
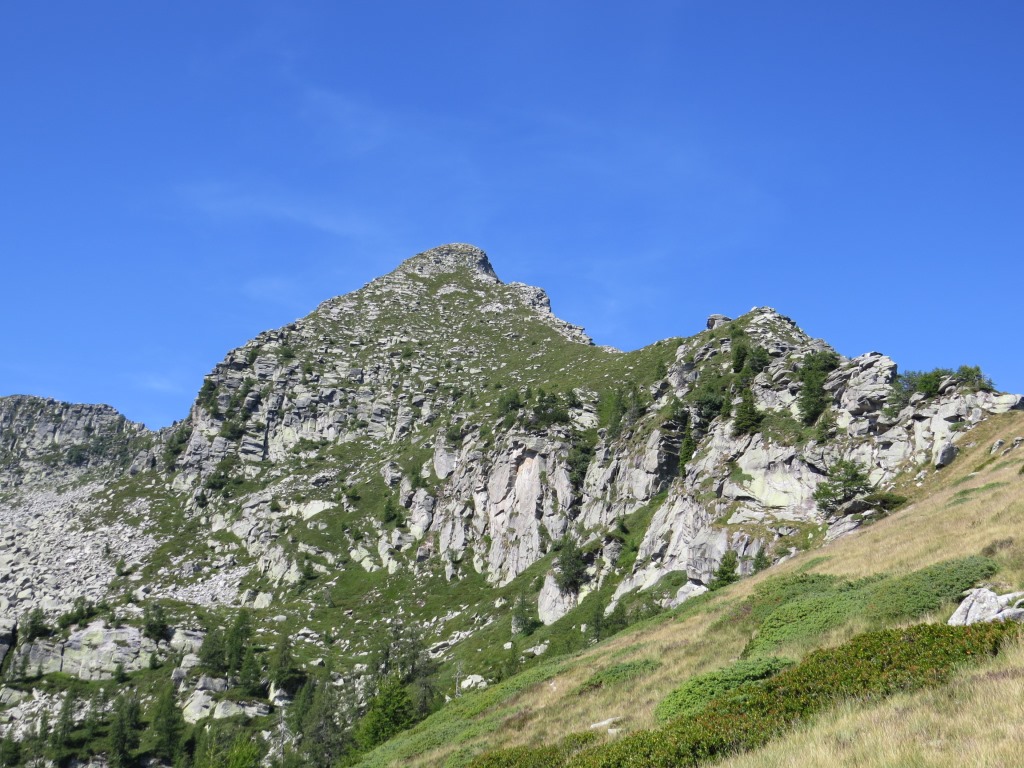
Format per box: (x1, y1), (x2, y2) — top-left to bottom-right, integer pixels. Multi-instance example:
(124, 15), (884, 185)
(0, 606), (446, 768)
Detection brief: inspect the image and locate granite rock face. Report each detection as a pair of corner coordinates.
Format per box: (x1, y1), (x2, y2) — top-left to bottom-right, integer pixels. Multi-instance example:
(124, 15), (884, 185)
(948, 589), (1024, 626)
(0, 244), (1020, 726)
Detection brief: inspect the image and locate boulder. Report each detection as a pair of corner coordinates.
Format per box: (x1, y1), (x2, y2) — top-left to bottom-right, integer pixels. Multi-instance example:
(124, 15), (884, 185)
(948, 589), (1024, 626)
(934, 442), (958, 469)
(706, 314), (731, 330)
(460, 674), (488, 691)
(537, 572), (577, 625)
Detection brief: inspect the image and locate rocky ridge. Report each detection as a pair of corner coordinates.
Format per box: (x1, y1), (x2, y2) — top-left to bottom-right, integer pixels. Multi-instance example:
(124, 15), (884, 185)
(0, 243), (1021, 751)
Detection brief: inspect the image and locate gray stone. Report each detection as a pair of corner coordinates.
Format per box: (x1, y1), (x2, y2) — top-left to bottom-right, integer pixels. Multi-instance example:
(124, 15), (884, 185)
(460, 674), (488, 691)
(949, 589), (1024, 626)
(934, 442), (959, 469)
(706, 314), (732, 330)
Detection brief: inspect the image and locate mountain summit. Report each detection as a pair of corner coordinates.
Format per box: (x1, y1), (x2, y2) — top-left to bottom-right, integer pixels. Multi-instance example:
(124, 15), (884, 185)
(392, 242), (500, 281)
(0, 243), (1021, 766)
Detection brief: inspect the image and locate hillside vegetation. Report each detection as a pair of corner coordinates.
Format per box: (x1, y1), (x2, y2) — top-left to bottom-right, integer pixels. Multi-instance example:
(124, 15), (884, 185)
(358, 411), (1024, 767)
(0, 244), (1021, 767)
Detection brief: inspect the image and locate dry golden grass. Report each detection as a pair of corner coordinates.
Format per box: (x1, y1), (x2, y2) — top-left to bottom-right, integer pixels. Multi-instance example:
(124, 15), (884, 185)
(404, 412), (1024, 766)
(717, 635), (1024, 768)
(807, 411), (1024, 588)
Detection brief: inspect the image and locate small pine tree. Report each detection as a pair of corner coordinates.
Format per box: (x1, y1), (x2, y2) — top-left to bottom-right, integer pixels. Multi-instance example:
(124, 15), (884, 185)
(150, 684), (185, 762)
(23, 607), (50, 641)
(0, 734), (20, 766)
(604, 600), (628, 635)
(554, 536), (587, 596)
(143, 602), (169, 641)
(753, 547), (771, 573)
(813, 459), (871, 512)
(510, 591), (539, 636)
(355, 675), (415, 750)
(239, 646), (263, 696)
(199, 627), (227, 675)
(51, 691), (76, 762)
(298, 680), (351, 766)
(797, 351), (840, 425)
(709, 550), (740, 591)
(224, 735), (263, 768)
(108, 693), (140, 768)
(225, 609), (252, 673)
(268, 632), (303, 695)
(732, 388), (763, 436)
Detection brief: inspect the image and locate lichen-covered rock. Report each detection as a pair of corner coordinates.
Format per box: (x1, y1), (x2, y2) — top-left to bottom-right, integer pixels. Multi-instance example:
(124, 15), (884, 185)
(948, 588), (1024, 626)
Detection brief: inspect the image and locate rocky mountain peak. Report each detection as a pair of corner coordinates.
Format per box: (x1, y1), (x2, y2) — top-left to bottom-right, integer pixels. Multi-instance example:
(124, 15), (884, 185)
(391, 242), (500, 282)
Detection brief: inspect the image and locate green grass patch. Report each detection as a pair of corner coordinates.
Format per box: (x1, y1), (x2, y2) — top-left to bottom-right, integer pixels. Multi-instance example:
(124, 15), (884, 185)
(654, 656), (793, 723)
(574, 659), (662, 696)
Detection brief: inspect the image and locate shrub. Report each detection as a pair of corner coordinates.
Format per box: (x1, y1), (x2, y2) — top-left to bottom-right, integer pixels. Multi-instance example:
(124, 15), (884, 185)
(575, 659), (662, 696)
(468, 732), (598, 768)
(861, 556), (997, 623)
(884, 366), (993, 416)
(654, 657), (793, 722)
(219, 419), (246, 440)
(862, 490), (908, 512)
(57, 597), (97, 629)
(445, 422), (463, 445)
(555, 537), (587, 595)
(531, 390), (572, 429)
(564, 622), (1018, 768)
(796, 350), (839, 425)
(708, 550), (739, 591)
(812, 459), (871, 512)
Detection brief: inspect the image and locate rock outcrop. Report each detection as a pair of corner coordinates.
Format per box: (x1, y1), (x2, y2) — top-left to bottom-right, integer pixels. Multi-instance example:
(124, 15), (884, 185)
(0, 244), (1019, 737)
(948, 588), (1024, 626)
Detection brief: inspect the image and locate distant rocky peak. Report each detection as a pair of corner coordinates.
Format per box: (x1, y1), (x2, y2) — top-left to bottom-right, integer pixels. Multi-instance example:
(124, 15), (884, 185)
(393, 242), (500, 282)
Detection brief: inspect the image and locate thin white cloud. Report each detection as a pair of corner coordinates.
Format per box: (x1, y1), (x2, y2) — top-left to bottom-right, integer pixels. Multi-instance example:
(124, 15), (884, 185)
(133, 374), (187, 395)
(182, 182), (378, 239)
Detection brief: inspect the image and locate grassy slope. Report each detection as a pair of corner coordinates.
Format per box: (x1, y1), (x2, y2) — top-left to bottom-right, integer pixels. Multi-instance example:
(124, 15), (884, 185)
(357, 410), (1024, 767)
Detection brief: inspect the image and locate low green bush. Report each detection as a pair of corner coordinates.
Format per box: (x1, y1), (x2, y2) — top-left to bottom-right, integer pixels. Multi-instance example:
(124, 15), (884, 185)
(742, 557), (996, 655)
(575, 659), (662, 696)
(467, 731), (598, 768)
(861, 556), (997, 623)
(744, 591), (865, 655)
(564, 622), (1018, 768)
(654, 657), (793, 722)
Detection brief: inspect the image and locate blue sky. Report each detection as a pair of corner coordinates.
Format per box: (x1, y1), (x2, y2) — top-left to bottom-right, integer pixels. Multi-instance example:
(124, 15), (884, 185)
(2, 2), (1022, 429)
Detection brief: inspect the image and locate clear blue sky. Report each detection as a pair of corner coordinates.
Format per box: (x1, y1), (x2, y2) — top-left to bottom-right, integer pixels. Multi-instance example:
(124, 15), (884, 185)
(2, 2), (1022, 429)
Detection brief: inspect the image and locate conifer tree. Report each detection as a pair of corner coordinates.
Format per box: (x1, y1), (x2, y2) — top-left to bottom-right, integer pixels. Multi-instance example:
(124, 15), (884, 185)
(150, 683), (185, 762)
(239, 646), (263, 696)
(709, 550), (740, 591)
(732, 388), (763, 436)
(753, 547), (771, 573)
(108, 693), (140, 768)
(225, 609), (252, 674)
(51, 690), (76, 762)
(355, 675), (414, 750)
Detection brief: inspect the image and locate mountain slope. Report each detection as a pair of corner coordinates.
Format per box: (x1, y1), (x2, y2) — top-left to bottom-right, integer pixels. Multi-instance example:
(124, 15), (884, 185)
(0, 242), (1020, 767)
(360, 410), (1024, 767)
